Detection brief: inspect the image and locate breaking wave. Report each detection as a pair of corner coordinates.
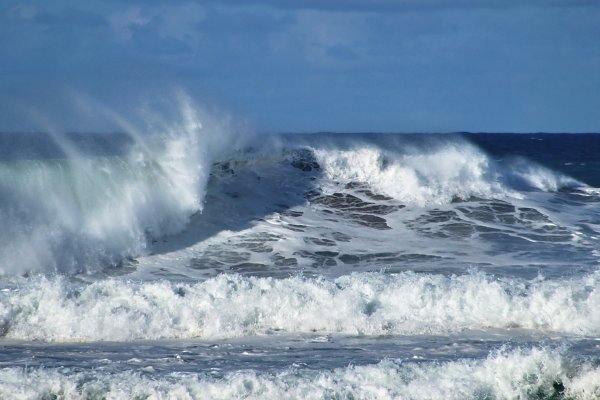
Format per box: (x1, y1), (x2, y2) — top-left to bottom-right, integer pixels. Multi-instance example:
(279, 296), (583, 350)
(0, 129), (591, 276)
(311, 137), (583, 207)
(0, 95), (242, 275)
(2, 271), (599, 342)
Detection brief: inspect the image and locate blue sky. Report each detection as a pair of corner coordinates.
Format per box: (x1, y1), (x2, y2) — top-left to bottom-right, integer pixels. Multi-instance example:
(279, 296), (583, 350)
(1, 0), (599, 132)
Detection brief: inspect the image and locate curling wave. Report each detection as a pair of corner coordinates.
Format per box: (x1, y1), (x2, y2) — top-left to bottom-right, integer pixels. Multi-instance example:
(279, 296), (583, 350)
(0, 96), (241, 275)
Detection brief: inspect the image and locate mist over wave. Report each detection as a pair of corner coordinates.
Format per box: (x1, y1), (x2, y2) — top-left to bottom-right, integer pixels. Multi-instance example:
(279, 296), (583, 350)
(0, 93), (245, 275)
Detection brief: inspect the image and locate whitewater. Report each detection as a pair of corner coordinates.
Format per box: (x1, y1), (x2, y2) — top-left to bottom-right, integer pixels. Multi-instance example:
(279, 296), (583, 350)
(0, 99), (599, 399)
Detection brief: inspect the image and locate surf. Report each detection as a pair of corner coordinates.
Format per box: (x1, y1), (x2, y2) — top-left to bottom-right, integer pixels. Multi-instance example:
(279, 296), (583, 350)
(1, 347), (598, 399)
(1, 270), (598, 342)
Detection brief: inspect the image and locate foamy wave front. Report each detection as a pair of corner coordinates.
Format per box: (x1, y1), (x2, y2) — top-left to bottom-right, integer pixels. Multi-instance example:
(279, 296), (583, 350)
(1, 348), (598, 399)
(1, 271), (598, 342)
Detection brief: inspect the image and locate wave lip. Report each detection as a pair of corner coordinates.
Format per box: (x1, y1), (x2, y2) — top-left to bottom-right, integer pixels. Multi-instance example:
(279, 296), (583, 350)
(0, 348), (598, 399)
(1, 271), (599, 342)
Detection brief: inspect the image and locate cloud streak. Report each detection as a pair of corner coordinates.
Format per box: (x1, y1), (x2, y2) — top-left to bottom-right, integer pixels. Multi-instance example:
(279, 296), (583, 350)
(201, 0), (599, 12)
(0, 0), (599, 132)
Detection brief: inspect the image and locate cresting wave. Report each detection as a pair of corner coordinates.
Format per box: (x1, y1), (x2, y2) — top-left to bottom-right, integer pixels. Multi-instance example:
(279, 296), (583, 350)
(0, 95), (242, 275)
(1, 348), (598, 399)
(1, 271), (599, 342)
(312, 140), (582, 207)
(314, 144), (509, 206)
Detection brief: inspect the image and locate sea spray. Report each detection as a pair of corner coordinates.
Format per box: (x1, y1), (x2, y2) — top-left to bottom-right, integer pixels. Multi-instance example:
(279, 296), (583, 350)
(0, 93), (243, 275)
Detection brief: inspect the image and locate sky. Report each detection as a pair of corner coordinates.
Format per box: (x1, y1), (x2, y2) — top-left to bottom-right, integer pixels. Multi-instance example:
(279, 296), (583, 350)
(1, 0), (599, 133)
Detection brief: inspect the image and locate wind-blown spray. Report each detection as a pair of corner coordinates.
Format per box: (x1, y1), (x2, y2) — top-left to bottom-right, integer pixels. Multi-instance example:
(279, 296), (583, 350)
(0, 93), (241, 275)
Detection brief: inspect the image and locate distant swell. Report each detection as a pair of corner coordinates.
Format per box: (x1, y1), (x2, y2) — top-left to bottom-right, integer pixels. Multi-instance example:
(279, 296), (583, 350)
(2, 271), (598, 342)
(1, 348), (598, 399)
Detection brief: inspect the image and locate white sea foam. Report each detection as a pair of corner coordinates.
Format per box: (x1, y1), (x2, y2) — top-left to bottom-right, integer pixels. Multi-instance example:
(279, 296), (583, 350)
(313, 144), (514, 206)
(0, 347), (598, 399)
(1, 271), (598, 342)
(0, 94), (241, 275)
(312, 140), (585, 206)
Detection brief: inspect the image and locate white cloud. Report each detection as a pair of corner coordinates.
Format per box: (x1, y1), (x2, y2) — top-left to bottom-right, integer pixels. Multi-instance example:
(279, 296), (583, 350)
(270, 10), (369, 67)
(109, 6), (150, 41)
(158, 3), (206, 48)
(7, 5), (38, 20)
(107, 3), (206, 48)
(205, 0), (598, 12)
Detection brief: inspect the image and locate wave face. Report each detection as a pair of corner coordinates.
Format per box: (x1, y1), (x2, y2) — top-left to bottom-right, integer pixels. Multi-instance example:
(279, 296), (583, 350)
(1, 348), (599, 399)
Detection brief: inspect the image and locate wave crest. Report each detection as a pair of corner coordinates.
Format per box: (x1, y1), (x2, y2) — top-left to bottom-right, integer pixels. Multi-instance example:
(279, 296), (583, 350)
(0, 94), (240, 275)
(311, 137), (586, 206)
(313, 143), (509, 206)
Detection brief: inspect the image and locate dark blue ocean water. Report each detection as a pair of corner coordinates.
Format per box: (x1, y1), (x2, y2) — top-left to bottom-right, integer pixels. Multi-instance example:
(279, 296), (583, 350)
(468, 133), (600, 187)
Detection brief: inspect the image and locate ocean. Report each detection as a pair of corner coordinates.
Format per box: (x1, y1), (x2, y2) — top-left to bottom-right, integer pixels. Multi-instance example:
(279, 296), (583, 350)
(0, 116), (599, 398)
